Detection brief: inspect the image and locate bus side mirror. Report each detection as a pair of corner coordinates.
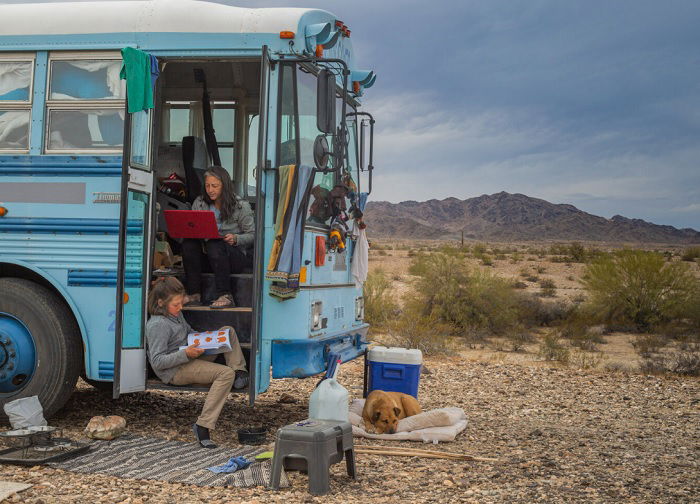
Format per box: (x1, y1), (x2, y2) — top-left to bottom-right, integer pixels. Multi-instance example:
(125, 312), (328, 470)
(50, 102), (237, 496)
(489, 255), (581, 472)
(316, 69), (336, 134)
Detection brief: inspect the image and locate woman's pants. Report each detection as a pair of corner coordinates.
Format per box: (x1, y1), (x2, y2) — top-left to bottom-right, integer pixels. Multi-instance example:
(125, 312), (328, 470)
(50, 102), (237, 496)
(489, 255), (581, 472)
(182, 238), (253, 298)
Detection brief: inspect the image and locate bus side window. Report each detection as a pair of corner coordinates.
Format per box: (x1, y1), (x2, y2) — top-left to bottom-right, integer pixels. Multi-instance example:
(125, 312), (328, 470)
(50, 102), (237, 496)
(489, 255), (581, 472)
(0, 57), (34, 151)
(45, 54), (125, 152)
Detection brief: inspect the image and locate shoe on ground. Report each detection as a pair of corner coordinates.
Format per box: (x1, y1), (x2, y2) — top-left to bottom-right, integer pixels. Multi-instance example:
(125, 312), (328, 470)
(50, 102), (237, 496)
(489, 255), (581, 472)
(233, 370), (249, 390)
(193, 423), (217, 448)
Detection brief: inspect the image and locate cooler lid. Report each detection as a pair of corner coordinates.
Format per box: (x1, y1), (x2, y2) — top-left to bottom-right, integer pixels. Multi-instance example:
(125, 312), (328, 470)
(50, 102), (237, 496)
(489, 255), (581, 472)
(368, 346), (423, 365)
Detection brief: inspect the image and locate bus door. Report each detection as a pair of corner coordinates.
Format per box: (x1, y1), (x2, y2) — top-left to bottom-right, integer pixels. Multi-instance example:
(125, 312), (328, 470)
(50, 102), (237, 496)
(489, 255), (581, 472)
(250, 46), (272, 405)
(113, 102), (157, 398)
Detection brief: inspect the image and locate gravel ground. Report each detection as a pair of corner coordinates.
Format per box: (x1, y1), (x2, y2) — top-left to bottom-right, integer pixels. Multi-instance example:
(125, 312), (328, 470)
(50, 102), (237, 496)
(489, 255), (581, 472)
(1, 356), (699, 503)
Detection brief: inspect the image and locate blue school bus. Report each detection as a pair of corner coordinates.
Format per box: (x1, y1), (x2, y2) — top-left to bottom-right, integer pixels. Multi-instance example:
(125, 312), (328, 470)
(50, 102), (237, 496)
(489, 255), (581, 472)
(0, 0), (376, 416)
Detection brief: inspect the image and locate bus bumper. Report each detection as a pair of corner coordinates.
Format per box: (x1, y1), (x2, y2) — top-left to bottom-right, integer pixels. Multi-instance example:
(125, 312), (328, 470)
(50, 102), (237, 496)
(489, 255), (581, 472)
(271, 325), (369, 378)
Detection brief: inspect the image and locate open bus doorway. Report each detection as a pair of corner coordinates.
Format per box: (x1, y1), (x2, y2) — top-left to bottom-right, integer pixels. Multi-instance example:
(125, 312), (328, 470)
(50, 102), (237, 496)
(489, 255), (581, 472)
(113, 57), (265, 401)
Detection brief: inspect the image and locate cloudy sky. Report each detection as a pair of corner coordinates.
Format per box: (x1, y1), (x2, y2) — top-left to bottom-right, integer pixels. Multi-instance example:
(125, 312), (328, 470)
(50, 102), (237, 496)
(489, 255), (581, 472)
(251, 0), (700, 229)
(7, 1), (699, 229)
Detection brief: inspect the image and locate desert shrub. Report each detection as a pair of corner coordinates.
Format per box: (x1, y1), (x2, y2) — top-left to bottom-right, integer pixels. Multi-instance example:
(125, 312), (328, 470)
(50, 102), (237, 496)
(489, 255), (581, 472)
(632, 334), (668, 357)
(582, 249), (699, 332)
(504, 327), (535, 352)
(638, 345), (700, 376)
(515, 295), (571, 327)
(472, 243), (487, 255)
(407, 249), (417, 257)
(386, 297), (454, 355)
(480, 255), (493, 266)
(364, 270), (398, 327)
(512, 281), (528, 289)
(570, 349), (604, 369)
(538, 333), (570, 363)
(538, 278), (557, 298)
(524, 274), (540, 283)
(377, 250), (387, 256)
(510, 252), (523, 264)
(681, 246), (700, 262)
(410, 254), (521, 335)
(536, 266), (547, 274)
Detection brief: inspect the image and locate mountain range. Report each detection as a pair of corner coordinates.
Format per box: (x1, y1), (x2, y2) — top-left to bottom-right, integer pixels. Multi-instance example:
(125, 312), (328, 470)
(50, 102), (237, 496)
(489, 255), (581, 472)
(363, 192), (700, 243)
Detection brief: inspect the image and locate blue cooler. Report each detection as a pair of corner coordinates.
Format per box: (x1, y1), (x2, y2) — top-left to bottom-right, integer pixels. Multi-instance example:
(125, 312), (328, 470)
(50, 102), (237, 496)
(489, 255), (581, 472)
(367, 346), (422, 398)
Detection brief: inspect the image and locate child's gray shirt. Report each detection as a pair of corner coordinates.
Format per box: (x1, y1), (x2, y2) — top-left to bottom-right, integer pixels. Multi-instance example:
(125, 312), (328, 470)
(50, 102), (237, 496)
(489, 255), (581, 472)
(145, 312), (193, 384)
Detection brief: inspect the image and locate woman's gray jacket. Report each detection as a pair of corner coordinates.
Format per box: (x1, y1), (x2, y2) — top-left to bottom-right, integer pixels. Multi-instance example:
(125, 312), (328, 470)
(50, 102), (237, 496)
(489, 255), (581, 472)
(191, 195), (255, 250)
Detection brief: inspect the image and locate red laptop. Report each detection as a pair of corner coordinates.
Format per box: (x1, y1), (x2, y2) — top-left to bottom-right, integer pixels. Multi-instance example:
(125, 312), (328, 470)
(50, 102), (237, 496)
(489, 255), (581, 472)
(164, 210), (221, 239)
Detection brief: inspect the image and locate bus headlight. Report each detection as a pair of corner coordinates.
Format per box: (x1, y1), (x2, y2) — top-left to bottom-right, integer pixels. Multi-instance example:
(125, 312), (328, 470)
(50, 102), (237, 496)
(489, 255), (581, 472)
(312, 301), (323, 330)
(355, 297), (364, 321)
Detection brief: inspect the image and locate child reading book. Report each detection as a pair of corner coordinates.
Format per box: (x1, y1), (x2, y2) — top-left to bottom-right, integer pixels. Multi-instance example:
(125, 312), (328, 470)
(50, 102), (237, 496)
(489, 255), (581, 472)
(145, 277), (248, 448)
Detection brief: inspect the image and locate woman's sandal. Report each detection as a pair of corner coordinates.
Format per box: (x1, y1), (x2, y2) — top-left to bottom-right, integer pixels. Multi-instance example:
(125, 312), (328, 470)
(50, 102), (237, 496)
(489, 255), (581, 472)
(183, 293), (201, 307)
(210, 294), (235, 309)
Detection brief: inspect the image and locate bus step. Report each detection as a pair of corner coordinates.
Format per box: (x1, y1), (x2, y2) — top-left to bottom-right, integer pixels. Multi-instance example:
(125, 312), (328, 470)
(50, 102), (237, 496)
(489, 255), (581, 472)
(182, 307), (253, 344)
(200, 274), (253, 308)
(146, 379), (249, 394)
(151, 271), (253, 308)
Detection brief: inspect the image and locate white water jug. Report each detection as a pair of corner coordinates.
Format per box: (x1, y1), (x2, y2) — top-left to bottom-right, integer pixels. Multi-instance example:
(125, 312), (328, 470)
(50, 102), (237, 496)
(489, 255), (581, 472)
(308, 378), (349, 422)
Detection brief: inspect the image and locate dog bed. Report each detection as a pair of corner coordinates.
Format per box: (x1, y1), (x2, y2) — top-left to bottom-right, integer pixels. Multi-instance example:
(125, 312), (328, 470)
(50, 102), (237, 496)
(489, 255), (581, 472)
(348, 399), (467, 443)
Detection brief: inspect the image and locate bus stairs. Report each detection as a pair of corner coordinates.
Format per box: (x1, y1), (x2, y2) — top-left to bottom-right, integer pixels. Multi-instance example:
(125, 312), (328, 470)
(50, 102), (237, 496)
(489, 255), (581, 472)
(146, 271), (253, 394)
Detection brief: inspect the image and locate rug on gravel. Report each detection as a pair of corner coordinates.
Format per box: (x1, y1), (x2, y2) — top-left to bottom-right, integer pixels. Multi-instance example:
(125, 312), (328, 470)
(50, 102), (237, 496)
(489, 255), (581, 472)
(49, 434), (289, 488)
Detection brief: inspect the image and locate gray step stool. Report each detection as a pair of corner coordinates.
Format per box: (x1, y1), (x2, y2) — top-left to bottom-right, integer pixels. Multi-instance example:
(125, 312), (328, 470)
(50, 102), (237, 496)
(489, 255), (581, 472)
(268, 419), (356, 495)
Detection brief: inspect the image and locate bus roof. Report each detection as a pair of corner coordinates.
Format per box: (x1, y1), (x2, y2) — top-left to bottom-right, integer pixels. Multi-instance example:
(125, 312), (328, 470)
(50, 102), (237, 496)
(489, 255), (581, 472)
(0, 0), (316, 36)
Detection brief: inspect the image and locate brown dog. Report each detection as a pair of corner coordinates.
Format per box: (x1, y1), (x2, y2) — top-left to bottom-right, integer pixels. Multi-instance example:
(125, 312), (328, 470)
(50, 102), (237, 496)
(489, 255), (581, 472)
(362, 390), (422, 434)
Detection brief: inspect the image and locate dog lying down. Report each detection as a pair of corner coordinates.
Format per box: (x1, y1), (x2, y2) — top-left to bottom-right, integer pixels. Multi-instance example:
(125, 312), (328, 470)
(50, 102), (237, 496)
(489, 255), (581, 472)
(351, 397), (468, 443)
(362, 390), (422, 434)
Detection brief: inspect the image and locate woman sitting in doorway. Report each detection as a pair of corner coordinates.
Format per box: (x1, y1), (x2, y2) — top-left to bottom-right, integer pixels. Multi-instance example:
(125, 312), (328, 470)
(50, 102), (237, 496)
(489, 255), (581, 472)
(182, 165), (254, 309)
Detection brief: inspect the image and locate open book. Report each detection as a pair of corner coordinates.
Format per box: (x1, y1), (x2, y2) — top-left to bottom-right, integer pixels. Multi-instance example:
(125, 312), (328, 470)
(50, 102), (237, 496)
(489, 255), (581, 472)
(179, 328), (232, 355)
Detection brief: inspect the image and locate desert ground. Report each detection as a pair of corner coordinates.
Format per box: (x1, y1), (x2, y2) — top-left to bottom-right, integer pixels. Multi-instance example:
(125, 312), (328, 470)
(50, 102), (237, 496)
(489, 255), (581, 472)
(1, 240), (699, 503)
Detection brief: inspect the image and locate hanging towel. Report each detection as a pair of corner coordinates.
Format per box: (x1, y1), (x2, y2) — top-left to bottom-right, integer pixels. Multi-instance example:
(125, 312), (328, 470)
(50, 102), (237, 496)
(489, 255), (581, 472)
(120, 47), (158, 113)
(351, 222), (369, 288)
(266, 164), (315, 299)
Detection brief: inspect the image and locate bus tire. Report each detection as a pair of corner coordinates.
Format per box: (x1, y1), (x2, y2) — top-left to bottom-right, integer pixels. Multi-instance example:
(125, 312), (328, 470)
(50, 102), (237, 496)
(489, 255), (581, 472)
(0, 278), (82, 420)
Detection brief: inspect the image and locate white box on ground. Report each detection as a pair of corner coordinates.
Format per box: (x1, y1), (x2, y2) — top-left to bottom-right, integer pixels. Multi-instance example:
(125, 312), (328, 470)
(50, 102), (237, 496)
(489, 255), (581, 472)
(179, 329), (232, 355)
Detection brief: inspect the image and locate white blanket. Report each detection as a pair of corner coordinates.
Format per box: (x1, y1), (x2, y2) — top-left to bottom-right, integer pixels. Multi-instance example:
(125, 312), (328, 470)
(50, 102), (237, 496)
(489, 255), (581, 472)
(349, 399), (468, 443)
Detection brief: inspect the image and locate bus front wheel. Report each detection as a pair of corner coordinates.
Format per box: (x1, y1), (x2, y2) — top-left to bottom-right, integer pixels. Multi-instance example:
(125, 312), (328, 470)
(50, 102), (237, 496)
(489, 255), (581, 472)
(0, 278), (82, 421)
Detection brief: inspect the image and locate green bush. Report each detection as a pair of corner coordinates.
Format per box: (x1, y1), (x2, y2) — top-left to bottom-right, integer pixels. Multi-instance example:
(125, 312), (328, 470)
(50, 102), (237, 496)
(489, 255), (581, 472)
(386, 297), (454, 355)
(582, 249), (699, 332)
(538, 333), (570, 363)
(681, 246), (700, 262)
(363, 269), (398, 327)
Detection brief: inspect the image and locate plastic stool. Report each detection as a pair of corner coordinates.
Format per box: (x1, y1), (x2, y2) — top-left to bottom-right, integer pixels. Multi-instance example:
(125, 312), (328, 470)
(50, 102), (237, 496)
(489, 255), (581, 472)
(268, 419), (356, 495)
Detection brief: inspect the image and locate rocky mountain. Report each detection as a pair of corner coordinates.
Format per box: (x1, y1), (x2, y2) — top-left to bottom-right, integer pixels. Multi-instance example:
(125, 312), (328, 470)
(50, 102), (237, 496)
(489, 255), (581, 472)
(363, 192), (700, 243)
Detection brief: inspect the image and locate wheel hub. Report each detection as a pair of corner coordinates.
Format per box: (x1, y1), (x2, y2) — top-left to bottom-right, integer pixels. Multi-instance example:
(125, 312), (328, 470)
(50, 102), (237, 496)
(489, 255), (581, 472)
(0, 313), (36, 393)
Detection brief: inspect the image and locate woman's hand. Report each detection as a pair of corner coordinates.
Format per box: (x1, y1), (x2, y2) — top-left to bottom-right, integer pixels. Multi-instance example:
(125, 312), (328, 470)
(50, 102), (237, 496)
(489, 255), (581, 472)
(223, 233), (237, 246)
(185, 343), (205, 359)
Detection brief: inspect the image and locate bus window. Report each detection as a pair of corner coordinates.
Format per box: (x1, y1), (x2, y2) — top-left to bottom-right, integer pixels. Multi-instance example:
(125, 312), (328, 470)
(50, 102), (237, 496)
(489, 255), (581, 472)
(49, 60), (124, 100)
(246, 113), (258, 194)
(45, 54), (124, 152)
(0, 110), (30, 150)
(167, 103), (190, 142)
(278, 63), (297, 166)
(0, 56), (34, 151)
(0, 60), (32, 101)
(212, 105), (235, 178)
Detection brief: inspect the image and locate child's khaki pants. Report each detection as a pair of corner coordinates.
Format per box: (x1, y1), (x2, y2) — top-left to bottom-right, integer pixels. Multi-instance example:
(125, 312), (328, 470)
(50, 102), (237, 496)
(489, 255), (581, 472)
(170, 327), (246, 430)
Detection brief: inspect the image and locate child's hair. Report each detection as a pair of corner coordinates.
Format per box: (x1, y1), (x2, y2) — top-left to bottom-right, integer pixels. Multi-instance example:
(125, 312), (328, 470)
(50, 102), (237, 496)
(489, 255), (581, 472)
(147, 277), (186, 316)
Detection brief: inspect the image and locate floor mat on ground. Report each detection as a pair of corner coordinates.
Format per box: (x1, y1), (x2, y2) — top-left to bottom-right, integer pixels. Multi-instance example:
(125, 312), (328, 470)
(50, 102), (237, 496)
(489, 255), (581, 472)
(48, 434), (288, 488)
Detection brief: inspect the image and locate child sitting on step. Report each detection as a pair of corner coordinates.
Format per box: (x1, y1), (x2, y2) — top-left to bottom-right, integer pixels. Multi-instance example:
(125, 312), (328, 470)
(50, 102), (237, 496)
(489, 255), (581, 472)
(145, 277), (248, 448)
